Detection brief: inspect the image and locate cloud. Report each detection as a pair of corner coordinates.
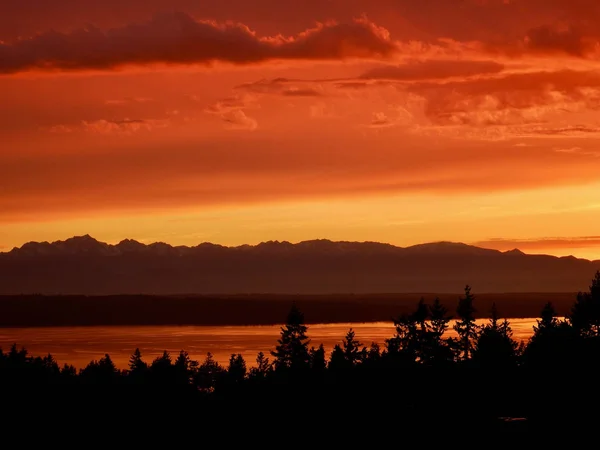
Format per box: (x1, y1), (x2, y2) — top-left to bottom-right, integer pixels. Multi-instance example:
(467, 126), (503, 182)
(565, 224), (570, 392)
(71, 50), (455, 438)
(309, 101), (337, 118)
(526, 126), (600, 137)
(83, 119), (155, 134)
(220, 109), (258, 130)
(554, 146), (600, 157)
(360, 59), (505, 81)
(369, 112), (393, 128)
(5, 125), (600, 223)
(0, 12), (398, 74)
(474, 236), (600, 253)
(399, 70), (600, 131)
(104, 97), (154, 105)
(486, 24), (600, 59)
(235, 78), (324, 97)
(45, 124), (75, 134)
(42, 118), (170, 135)
(366, 107), (414, 129)
(205, 95), (258, 130)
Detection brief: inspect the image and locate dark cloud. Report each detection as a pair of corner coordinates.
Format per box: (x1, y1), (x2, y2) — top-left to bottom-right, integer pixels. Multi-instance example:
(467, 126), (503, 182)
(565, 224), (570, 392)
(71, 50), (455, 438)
(235, 78), (323, 97)
(529, 126), (600, 136)
(0, 12), (398, 74)
(360, 59), (505, 81)
(485, 23), (600, 58)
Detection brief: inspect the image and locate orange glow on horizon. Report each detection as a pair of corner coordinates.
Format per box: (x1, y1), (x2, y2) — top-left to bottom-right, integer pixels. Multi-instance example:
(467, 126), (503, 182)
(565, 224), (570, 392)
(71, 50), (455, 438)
(2, 1), (600, 261)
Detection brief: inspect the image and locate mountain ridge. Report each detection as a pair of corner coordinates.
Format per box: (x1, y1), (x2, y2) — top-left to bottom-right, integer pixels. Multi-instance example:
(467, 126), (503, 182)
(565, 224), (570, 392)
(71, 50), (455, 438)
(5, 234), (593, 260)
(0, 235), (598, 295)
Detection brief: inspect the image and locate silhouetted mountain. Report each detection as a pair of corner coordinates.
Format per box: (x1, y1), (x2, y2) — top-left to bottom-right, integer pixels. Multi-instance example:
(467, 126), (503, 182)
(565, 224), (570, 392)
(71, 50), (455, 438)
(0, 236), (598, 294)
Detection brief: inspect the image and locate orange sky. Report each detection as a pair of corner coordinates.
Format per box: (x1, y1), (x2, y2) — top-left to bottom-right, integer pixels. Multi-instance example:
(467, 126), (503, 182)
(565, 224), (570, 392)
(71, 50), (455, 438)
(2, 0), (600, 259)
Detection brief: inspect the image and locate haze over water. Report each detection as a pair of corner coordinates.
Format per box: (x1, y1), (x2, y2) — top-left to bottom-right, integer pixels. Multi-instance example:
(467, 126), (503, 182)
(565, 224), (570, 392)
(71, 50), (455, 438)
(0, 318), (541, 369)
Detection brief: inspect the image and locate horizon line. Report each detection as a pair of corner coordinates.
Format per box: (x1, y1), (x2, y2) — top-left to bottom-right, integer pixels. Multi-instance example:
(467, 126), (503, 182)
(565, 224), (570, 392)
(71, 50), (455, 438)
(3, 233), (599, 262)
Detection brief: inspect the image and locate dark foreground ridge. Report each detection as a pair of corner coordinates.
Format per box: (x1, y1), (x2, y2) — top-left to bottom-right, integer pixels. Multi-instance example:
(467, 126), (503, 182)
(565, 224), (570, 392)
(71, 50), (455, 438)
(0, 292), (579, 327)
(4, 272), (600, 438)
(1, 235), (599, 294)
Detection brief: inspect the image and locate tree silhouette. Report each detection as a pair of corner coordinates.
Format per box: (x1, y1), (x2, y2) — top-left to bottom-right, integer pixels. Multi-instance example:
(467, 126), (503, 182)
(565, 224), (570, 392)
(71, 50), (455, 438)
(454, 285), (478, 361)
(387, 299), (437, 363)
(271, 302), (311, 371)
(195, 353), (225, 392)
(570, 271), (600, 337)
(386, 312), (417, 359)
(249, 352), (272, 379)
(98, 354), (118, 374)
(328, 344), (347, 372)
(309, 344), (327, 372)
(342, 328), (365, 366)
(80, 353), (119, 381)
(128, 348), (148, 374)
(174, 350), (196, 385)
(425, 298), (454, 365)
(525, 301), (576, 368)
(174, 350), (190, 370)
(366, 342), (381, 365)
(8, 344), (28, 364)
(534, 302), (559, 334)
(227, 354), (247, 383)
(472, 303), (518, 368)
(430, 297), (452, 338)
(61, 363), (77, 378)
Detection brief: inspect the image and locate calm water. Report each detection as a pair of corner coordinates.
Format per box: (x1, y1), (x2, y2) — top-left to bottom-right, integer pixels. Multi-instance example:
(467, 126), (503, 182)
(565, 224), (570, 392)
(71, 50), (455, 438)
(0, 318), (540, 369)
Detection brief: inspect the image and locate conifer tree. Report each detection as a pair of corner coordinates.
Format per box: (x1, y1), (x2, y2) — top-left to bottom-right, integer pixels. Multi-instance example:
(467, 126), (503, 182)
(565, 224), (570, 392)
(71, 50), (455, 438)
(454, 285), (478, 360)
(271, 302), (311, 371)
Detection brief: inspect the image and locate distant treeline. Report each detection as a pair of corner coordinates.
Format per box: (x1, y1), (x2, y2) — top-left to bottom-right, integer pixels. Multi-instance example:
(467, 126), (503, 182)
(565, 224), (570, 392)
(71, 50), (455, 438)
(3, 272), (600, 436)
(0, 291), (577, 327)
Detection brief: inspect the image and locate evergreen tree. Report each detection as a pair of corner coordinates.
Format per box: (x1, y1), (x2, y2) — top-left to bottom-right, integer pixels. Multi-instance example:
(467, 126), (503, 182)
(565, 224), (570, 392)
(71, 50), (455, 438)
(454, 285), (478, 361)
(271, 302), (311, 371)
(249, 352), (272, 379)
(328, 344), (347, 372)
(429, 297), (452, 338)
(128, 348), (148, 374)
(525, 301), (576, 368)
(473, 304), (518, 367)
(174, 350), (190, 370)
(174, 350), (194, 384)
(195, 352), (225, 392)
(425, 298), (454, 365)
(534, 302), (559, 334)
(386, 312), (417, 358)
(81, 353), (119, 381)
(570, 271), (600, 337)
(413, 298), (429, 332)
(42, 353), (60, 375)
(342, 328), (365, 366)
(150, 350), (172, 371)
(227, 354), (247, 382)
(366, 342), (381, 364)
(309, 344), (327, 372)
(61, 363), (77, 378)
(98, 353), (118, 374)
(387, 299), (433, 363)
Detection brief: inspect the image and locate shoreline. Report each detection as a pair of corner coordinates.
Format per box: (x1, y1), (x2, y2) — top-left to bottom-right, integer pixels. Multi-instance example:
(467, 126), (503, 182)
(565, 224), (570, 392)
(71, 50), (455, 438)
(0, 292), (575, 327)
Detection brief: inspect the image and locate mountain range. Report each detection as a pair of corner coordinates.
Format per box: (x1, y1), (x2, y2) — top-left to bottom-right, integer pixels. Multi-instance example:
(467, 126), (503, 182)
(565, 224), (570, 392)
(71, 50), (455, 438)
(0, 235), (598, 295)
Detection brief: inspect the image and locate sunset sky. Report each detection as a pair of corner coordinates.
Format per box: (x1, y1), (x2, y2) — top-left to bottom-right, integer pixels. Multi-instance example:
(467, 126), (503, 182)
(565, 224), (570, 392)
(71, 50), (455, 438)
(2, 0), (600, 259)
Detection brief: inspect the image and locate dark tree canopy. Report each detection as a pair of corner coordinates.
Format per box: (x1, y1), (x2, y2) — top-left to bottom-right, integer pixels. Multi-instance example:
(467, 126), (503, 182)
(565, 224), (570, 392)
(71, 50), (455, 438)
(271, 302), (311, 371)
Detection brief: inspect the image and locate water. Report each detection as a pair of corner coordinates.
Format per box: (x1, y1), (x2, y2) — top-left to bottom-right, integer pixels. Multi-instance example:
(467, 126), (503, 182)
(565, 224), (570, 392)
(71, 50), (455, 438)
(0, 318), (540, 369)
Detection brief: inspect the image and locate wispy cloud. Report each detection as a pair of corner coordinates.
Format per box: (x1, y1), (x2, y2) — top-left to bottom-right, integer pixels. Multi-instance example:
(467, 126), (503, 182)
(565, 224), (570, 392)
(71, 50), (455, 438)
(474, 236), (600, 253)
